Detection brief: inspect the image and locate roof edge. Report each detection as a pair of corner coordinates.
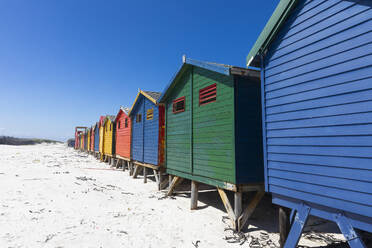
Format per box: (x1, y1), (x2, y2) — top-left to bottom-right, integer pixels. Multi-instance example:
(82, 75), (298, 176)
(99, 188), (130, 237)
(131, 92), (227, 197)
(246, 0), (298, 67)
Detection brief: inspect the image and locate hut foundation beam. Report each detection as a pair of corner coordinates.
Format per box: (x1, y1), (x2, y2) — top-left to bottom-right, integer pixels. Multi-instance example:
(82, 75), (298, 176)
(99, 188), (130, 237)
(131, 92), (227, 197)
(190, 181), (199, 210)
(237, 190), (264, 232)
(166, 176), (183, 196)
(217, 188), (236, 229)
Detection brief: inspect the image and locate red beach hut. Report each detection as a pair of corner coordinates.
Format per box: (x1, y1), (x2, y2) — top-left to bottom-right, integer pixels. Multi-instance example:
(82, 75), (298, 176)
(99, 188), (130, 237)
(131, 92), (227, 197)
(114, 106), (132, 168)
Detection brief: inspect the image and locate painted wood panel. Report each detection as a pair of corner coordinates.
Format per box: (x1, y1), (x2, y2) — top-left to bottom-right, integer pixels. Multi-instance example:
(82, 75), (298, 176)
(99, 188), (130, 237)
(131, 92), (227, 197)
(94, 125), (99, 152)
(131, 97), (144, 162)
(115, 110), (131, 159)
(262, 0), (372, 219)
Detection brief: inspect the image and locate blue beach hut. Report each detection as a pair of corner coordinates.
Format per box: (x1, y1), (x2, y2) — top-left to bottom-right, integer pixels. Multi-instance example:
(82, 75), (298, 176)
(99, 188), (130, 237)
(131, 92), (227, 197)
(128, 90), (165, 185)
(247, 0), (372, 247)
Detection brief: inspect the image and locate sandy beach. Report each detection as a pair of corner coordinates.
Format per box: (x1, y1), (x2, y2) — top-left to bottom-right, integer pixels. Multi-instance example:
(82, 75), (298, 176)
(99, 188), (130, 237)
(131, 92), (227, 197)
(0, 143), (347, 248)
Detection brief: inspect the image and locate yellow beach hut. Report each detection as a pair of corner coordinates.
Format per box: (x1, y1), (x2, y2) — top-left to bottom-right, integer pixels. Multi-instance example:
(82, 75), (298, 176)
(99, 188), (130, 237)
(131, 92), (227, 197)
(103, 115), (116, 163)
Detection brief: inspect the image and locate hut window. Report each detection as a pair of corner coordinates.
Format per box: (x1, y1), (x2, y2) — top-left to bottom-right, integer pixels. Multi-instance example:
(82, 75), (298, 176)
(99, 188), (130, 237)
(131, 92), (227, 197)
(125, 118), (128, 128)
(173, 96), (185, 114)
(118, 121), (121, 129)
(146, 108), (153, 120)
(199, 83), (217, 106)
(136, 114), (142, 123)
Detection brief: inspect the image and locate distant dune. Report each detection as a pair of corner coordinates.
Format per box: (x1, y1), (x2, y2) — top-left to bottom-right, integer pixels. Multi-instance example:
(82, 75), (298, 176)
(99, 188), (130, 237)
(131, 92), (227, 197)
(0, 136), (61, 145)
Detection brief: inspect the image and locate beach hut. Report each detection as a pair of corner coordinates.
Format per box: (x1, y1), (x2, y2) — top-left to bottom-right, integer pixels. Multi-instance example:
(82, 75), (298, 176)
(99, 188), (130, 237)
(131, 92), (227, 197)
(99, 116), (105, 159)
(74, 127), (86, 149)
(246, 0), (372, 247)
(90, 125), (95, 153)
(129, 90), (165, 186)
(159, 56), (263, 230)
(83, 131), (88, 151)
(94, 122), (100, 157)
(87, 128), (91, 153)
(80, 133), (84, 151)
(103, 115), (116, 164)
(114, 106), (132, 169)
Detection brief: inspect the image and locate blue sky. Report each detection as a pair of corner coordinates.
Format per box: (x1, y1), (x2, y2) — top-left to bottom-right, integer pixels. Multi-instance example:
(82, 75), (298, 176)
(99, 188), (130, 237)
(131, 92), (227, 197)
(0, 0), (278, 141)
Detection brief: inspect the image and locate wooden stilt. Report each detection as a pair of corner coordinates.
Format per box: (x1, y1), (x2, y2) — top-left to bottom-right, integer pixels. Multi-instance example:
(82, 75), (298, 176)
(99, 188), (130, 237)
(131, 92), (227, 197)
(237, 191), (265, 231)
(132, 165), (143, 179)
(122, 160), (126, 171)
(217, 188), (236, 229)
(166, 176), (183, 196)
(159, 175), (169, 191)
(158, 172), (162, 191)
(191, 181), (199, 210)
(153, 169), (159, 185)
(279, 207), (292, 248)
(168, 175), (173, 189)
(234, 192), (242, 221)
(143, 167), (147, 183)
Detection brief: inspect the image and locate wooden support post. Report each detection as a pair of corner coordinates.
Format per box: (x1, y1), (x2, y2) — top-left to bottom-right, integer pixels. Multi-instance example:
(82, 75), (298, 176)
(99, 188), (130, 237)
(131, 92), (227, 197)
(168, 175), (173, 189)
(159, 175), (169, 191)
(132, 165), (143, 179)
(158, 172), (162, 191)
(191, 181), (199, 210)
(237, 191), (264, 231)
(122, 160), (126, 171)
(129, 162), (133, 176)
(284, 204), (310, 248)
(217, 188), (236, 229)
(143, 167), (147, 183)
(115, 159), (120, 169)
(166, 176), (183, 196)
(279, 207), (292, 248)
(153, 169), (159, 185)
(234, 192), (242, 221)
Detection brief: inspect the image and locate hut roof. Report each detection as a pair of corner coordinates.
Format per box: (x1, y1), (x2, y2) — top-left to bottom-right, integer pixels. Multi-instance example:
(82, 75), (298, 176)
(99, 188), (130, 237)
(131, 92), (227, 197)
(129, 90), (161, 116)
(246, 0), (297, 67)
(115, 106), (130, 122)
(159, 56), (259, 102)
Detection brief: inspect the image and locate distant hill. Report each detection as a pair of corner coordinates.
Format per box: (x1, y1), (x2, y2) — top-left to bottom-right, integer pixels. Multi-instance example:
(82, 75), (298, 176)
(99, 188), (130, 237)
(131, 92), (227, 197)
(0, 136), (62, 145)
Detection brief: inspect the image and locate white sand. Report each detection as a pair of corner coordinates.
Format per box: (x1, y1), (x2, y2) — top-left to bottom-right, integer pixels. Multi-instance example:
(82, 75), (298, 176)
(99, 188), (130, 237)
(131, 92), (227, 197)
(0, 144), (346, 247)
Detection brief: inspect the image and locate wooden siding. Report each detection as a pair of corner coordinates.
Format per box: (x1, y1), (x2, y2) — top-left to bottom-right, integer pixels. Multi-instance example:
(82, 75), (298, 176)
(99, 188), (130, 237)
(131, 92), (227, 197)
(99, 126), (104, 154)
(144, 96), (159, 165)
(263, 0), (372, 218)
(94, 127), (99, 152)
(116, 111), (131, 159)
(103, 119), (114, 156)
(131, 96), (144, 162)
(166, 70), (192, 174)
(87, 130), (91, 151)
(192, 67), (235, 183)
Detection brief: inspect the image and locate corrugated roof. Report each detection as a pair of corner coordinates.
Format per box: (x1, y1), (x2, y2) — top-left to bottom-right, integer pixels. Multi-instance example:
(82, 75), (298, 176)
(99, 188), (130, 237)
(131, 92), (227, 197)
(246, 0), (298, 67)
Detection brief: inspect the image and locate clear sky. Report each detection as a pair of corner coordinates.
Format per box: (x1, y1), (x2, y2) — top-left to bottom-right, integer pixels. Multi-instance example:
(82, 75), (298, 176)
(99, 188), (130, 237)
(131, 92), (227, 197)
(0, 0), (278, 141)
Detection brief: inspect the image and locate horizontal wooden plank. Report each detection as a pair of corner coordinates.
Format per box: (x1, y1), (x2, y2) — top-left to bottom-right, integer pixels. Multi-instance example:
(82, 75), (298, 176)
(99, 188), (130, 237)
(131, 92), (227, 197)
(268, 159), (372, 184)
(267, 123), (372, 137)
(267, 136), (372, 147)
(268, 168), (372, 194)
(268, 153), (372, 172)
(267, 111), (372, 130)
(269, 185), (372, 218)
(266, 100), (372, 123)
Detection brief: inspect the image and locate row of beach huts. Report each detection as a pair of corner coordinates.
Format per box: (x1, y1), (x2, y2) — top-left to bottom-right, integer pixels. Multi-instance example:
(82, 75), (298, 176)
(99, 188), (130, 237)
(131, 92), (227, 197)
(73, 1), (372, 247)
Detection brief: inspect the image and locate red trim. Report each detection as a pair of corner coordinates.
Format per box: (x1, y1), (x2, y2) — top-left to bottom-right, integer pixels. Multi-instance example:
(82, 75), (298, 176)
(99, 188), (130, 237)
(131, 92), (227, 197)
(199, 83), (217, 106)
(172, 96), (185, 114)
